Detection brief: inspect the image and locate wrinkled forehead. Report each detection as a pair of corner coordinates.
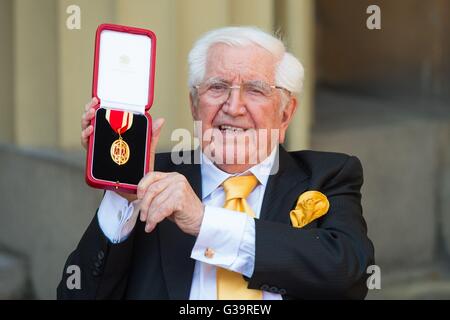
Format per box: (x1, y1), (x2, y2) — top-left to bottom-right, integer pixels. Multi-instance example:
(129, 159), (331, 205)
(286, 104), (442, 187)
(204, 43), (277, 83)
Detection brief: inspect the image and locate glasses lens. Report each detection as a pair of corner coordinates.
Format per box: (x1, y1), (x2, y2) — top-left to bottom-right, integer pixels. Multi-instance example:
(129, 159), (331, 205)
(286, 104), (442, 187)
(197, 80), (230, 104)
(243, 81), (273, 97)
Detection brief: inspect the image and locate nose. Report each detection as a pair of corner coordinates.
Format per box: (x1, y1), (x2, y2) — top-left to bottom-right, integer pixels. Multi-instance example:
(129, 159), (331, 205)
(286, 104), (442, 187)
(222, 86), (246, 116)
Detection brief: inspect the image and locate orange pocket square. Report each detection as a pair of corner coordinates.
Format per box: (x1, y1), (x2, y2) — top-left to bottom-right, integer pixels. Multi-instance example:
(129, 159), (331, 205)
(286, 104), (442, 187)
(290, 191), (330, 228)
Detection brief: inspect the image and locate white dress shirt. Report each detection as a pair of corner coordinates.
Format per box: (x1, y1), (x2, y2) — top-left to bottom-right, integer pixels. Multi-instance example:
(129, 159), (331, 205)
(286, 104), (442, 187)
(97, 147), (281, 300)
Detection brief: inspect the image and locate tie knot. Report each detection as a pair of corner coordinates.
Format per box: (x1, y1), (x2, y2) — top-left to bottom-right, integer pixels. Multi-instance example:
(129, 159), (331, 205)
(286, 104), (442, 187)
(222, 175), (259, 201)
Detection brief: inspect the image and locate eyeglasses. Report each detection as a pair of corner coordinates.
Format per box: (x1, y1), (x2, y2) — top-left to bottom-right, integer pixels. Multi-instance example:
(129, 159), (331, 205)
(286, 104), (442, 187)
(194, 78), (291, 105)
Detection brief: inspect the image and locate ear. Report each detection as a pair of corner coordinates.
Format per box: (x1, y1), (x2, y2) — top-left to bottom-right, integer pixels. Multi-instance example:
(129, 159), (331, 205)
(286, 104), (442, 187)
(279, 96), (298, 144)
(189, 93), (199, 120)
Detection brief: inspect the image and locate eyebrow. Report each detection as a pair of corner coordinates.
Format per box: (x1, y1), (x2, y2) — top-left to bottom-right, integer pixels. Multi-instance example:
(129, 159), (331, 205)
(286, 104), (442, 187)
(205, 77), (231, 83)
(205, 78), (272, 85)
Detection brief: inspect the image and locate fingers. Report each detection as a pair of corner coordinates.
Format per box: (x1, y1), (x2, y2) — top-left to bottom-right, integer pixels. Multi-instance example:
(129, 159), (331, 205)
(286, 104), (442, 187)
(82, 99), (97, 129)
(149, 118), (165, 172)
(137, 172), (187, 233)
(138, 174), (174, 222)
(143, 186), (174, 233)
(85, 97), (98, 111)
(137, 171), (172, 199)
(81, 124), (93, 138)
(81, 125), (94, 149)
(81, 98), (98, 150)
(81, 108), (95, 130)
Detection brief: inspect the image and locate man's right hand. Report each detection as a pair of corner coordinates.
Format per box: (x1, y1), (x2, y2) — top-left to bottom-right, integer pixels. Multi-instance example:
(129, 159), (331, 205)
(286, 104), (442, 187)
(80, 97), (165, 203)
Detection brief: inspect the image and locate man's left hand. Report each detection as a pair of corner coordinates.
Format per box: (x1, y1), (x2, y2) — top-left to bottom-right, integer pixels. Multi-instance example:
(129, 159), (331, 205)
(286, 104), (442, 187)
(137, 172), (204, 236)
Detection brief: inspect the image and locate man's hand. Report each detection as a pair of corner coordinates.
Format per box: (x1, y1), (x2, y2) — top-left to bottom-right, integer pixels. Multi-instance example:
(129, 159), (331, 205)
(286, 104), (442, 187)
(137, 172), (205, 236)
(81, 97), (97, 150)
(80, 97), (165, 203)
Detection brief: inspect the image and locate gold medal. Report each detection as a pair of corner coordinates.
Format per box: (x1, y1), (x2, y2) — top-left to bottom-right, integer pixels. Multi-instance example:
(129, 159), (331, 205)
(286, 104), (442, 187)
(106, 109), (133, 166)
(110, 135), (130, 165)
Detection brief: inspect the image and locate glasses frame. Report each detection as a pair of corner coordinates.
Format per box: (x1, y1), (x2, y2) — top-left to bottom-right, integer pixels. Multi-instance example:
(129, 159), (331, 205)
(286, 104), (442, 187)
(193, 79), (292, 105)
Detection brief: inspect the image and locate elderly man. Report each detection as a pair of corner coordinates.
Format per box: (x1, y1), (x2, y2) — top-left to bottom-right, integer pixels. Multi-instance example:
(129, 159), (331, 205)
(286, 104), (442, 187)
(58, 26), (374, 300)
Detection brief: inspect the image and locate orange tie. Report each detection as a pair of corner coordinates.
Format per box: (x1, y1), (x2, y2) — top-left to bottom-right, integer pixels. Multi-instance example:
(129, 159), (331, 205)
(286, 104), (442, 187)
(216, 175), (263, 300)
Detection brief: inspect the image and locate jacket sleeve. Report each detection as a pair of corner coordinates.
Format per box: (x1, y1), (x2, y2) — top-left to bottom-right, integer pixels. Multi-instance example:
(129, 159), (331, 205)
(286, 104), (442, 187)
(57, 211), (136, 299)
(248, 156), (375, 299)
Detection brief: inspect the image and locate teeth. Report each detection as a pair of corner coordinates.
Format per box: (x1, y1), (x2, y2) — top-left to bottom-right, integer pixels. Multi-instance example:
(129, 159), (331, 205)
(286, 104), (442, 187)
(219, 125), (245, 132)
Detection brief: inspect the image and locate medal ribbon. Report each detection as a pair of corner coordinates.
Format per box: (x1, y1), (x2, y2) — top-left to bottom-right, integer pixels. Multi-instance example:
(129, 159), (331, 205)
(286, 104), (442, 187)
(105, 109), (133, 135)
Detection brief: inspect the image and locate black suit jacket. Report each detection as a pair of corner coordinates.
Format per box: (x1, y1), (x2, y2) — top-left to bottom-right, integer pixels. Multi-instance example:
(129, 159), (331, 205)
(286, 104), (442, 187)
(57, 147), (374, 299)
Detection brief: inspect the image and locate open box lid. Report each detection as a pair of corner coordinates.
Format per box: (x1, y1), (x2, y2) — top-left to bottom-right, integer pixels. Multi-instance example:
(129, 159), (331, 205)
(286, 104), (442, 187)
(92, 24), (156, 114)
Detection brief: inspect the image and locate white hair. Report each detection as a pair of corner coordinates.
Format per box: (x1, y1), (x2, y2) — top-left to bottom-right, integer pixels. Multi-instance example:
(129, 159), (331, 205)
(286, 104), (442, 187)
(188, 26), (305, 96)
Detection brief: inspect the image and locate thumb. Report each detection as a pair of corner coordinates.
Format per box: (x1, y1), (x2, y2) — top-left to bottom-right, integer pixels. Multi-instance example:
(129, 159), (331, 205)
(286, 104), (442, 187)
(149, 118), (165, 171)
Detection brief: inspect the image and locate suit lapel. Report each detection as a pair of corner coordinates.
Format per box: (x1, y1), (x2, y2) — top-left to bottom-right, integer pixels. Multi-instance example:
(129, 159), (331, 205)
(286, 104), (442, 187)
(158, 151), (202, 300)
(260, 146), (310, 224)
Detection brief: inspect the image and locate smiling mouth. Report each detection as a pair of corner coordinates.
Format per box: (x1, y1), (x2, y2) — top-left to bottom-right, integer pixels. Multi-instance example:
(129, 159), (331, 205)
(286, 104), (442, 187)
(218, 125), (250, 133)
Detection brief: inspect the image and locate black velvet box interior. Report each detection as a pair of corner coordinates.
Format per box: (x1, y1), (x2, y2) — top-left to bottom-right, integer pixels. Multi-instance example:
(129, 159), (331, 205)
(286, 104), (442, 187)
(92, 107), (148, 185)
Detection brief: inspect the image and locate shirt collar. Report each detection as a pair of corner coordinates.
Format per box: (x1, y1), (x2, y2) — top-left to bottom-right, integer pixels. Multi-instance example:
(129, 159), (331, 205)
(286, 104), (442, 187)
(200, 146), (278, 200)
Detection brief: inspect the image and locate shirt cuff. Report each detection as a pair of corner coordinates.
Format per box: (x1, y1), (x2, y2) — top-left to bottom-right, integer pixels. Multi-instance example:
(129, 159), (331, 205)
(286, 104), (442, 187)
(97, 190), (140, 243)
(191, 206), (256, 277)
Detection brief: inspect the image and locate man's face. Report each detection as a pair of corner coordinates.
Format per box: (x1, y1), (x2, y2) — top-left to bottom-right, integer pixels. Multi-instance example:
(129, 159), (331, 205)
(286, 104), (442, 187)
(190, 44), (297, 173)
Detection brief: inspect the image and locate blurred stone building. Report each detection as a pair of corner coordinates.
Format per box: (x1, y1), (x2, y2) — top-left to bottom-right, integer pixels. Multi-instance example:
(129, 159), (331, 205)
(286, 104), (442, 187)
(0, 0), (449, 299)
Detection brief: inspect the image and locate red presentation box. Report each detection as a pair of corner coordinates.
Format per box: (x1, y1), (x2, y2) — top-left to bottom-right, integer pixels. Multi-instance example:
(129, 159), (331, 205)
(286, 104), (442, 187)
(86, 24), (157, 194)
